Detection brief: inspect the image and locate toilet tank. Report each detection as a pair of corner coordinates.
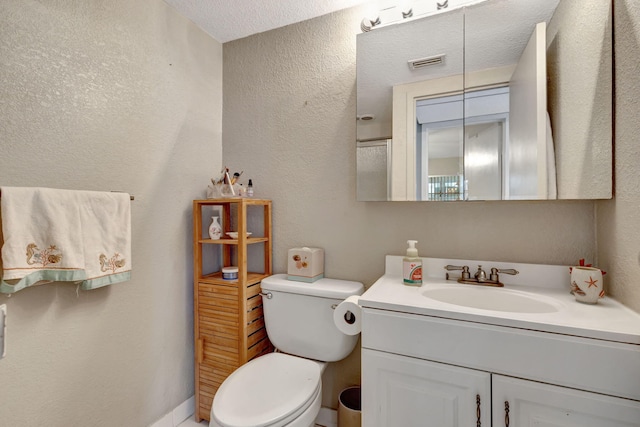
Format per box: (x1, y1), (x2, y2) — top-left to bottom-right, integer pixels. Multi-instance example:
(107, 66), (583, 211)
(260, 274), (364, 362)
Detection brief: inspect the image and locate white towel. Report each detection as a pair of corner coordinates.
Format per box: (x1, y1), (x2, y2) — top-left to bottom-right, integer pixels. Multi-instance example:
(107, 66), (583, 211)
(0, 187), (131, 293)
(78, 190), (131, 290)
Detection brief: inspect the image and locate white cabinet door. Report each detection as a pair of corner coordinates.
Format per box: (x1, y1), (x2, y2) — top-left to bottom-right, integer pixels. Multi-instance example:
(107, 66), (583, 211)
(362, 348), (491, 427)
(492, 375), (640, 427)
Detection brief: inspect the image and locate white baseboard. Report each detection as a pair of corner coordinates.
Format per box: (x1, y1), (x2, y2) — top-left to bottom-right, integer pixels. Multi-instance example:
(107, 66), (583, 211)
(150, 395), (195, 427)
(315, 407), (338, 427)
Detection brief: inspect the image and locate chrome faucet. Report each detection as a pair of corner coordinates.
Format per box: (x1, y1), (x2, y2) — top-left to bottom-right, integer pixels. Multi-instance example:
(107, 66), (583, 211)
(474, 265), (487, 282)
(444, 264), (519, 287)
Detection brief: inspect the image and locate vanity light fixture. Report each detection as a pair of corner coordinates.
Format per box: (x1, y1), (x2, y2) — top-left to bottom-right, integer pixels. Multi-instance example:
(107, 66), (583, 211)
(361, 16), (381, 32)
(361, 4), (400, 32)
(437, 0), (449, 10)
(361, 0), (486, 32)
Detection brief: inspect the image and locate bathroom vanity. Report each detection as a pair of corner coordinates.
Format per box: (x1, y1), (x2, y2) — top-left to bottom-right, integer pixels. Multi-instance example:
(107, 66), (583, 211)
(359, 256), (640, 426)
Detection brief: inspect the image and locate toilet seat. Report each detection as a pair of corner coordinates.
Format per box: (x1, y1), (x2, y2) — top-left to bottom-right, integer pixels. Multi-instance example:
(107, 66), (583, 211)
(210, 353), (322, 427)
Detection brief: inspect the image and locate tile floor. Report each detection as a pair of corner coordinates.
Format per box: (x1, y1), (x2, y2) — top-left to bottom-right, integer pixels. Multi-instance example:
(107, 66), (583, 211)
(177, 416), (208, 427)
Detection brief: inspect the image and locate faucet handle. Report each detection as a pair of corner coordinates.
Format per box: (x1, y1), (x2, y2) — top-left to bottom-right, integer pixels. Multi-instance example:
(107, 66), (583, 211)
(490, 267), (519, 282)
(444, 265), (470, 279)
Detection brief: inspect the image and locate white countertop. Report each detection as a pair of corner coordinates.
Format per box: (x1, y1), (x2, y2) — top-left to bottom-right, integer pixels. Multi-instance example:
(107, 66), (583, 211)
(359, 256), (640, 345)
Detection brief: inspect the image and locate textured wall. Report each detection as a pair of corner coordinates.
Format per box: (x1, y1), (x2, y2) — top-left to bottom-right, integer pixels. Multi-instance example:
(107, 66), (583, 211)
(597, 0), (640, 312)
(222, 5), (597, 409)
(0, 1), (222, 425)
(547, 0), (613, 199)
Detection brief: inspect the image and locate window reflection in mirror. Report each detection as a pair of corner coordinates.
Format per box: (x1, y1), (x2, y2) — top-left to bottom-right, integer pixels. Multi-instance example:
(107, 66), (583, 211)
(415, 94), (464, 201)
(416, 88), (509, 201)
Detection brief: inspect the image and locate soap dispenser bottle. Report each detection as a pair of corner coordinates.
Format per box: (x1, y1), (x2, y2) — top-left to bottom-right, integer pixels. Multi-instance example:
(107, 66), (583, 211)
(403, 240), (422, 286)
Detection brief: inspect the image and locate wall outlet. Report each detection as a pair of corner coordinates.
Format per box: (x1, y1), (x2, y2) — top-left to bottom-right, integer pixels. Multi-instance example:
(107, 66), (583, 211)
(0, 304), (6, 359)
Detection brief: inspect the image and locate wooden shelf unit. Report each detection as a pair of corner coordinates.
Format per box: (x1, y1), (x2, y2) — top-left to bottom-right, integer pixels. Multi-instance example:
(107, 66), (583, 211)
(192, 198), (274, 422)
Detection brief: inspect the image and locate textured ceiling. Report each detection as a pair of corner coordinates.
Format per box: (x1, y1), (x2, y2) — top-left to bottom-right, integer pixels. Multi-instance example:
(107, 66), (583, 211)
(163, 0), (373, 43)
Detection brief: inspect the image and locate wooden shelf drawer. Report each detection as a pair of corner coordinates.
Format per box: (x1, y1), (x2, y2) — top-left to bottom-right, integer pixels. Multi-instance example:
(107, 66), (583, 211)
(199, 282), (239, 299)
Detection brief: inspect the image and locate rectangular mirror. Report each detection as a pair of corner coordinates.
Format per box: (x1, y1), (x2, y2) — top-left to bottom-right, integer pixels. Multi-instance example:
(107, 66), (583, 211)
(356, 0), (613, 201)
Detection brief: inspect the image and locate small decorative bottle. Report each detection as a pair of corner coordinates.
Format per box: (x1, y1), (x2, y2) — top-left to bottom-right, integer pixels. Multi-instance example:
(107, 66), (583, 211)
(208, 216), (222, 240)
(247, 179), (254, 197)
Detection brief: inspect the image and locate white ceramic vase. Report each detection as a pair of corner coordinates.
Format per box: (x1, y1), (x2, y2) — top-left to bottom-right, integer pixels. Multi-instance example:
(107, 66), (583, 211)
(570, 266), (604, 304)
(208, 216), (222, 240)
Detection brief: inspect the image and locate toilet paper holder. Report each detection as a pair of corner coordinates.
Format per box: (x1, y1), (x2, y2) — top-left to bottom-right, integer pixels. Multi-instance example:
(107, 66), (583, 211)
(332, 303), (357, 324)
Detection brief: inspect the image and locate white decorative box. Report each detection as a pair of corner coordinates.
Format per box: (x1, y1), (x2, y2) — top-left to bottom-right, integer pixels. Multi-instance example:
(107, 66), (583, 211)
(287, 247), (324, 283)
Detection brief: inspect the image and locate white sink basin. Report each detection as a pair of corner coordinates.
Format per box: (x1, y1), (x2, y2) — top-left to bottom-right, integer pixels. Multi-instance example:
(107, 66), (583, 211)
(422, 286), (561, 313)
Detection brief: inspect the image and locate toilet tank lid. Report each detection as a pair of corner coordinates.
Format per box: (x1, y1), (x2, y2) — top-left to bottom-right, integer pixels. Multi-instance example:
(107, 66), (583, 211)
(261, 274), (364, 299)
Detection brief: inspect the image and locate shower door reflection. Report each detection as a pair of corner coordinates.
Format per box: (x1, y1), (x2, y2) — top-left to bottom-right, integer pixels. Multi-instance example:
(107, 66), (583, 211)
(419, 124), (464, 201)
(464, 120), (504, 200)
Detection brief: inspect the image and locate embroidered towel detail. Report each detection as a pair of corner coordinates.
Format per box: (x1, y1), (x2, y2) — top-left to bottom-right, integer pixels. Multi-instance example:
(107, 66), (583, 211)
(0, 187), (132, 293)
(0, 187), (87, 293)
(76, 190), (131, 290)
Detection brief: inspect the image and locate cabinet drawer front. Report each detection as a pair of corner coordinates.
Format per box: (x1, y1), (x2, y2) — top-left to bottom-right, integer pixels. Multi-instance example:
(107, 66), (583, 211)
(493, 375), (640, 427)
(199, 295), (238, 312)
(362, 308), (640, 401)
(199, 283), (239, 300)
(198, 287), (240, 314)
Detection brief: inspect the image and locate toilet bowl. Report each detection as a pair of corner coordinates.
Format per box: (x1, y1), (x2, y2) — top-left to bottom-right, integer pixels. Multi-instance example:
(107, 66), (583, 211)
(210, 353), (325, 427)
(209, 274), (364, 427)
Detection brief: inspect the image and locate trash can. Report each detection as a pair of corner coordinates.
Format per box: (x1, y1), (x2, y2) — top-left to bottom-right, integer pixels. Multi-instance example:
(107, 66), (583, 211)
(338, 386), (361, 427)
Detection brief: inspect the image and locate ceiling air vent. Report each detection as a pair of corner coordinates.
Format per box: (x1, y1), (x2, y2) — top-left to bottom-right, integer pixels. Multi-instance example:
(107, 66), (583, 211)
(408, 54), (445, 70)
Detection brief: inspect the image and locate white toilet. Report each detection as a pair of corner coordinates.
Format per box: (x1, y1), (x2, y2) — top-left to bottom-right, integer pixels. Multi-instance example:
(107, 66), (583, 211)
(210, 273), (364, 427)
